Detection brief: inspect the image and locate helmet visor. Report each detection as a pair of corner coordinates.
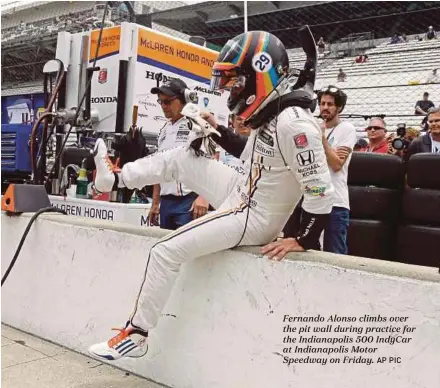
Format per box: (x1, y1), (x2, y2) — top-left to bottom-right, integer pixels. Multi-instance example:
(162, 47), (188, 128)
(210, 69), (244, 91)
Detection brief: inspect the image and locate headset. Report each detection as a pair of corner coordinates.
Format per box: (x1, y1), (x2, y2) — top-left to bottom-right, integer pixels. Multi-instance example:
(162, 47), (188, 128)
(154, 72), (199, 104)
(182, 88), (199, 104)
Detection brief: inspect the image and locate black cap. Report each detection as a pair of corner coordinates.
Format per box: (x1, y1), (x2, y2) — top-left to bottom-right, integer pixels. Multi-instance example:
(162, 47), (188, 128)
(151, 79), (188, 97)
(357, 138), (368, 148)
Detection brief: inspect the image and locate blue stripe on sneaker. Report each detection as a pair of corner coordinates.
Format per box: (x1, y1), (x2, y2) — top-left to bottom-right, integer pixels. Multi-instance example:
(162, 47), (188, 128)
(115, 339), (132, 350)
(120, 344), (137, 356)
(118, 341), (136, 354)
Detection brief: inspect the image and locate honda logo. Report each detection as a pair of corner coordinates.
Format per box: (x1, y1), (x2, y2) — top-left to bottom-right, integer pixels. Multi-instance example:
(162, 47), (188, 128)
(296, 150), (315, 166)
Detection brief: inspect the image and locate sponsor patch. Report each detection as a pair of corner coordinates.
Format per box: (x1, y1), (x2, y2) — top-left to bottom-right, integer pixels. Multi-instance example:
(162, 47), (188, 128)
(297, 163), (321, 178)
(98, 68), (107, 84)
(246, 95), (256, 105)
(176, 129), (190, 142)
(305, 185), (326, 197)
(258, 129), (274, 147)
(303, 178), (320, 185)
(296, 150), (315, 166)
(237, 187), (258, 208)
(293, 133), (308, 148)
(255, 141), (274, 157)
(268, 121), (277, 133)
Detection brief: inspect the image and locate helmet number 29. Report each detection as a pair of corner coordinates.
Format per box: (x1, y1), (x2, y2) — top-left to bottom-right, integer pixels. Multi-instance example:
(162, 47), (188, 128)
(252, 53), (273, 73)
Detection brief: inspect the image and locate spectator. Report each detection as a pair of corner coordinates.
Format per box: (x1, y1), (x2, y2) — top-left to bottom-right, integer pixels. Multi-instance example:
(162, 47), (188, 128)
(405, 127), (421, 141)
(421, 106), (437, 132)
(406, 108), (440, 159)
(337, 68), (346, 82)
(387, 127), (420, 158)
(401, 33), (408, 43)
(317, 37), (326, 54)
(427, 69), (439, 83)
(425, 26), (437, 40)
(360, 118), (389, 153)
(215, 114), (249, 167)
(415, 92), (435, 115)
(390, 34), (402, 44)
(318, 86), (357, 254)
(355, 54), (368, 63)
(354, 138), (368, 151)
(147, 79), (209, 230)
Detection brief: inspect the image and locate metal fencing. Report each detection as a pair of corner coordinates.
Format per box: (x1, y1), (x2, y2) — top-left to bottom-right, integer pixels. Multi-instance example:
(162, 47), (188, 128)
(150, 1), (440, 133)
(2, 1), (440, 133)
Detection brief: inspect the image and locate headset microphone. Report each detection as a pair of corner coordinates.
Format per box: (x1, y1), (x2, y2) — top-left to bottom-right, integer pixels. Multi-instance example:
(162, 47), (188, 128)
(184, 89), (198, 104)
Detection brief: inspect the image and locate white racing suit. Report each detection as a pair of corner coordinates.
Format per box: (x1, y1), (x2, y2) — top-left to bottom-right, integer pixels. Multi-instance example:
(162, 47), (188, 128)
(119, 106), (334, 331)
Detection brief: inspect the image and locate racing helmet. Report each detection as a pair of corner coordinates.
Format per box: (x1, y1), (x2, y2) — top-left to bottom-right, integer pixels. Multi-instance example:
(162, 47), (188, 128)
(210, 31), (289, 121)
(317, 85), (347, 113)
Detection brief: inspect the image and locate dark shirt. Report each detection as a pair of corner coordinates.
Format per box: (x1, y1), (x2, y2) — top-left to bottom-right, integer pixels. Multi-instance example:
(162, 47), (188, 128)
(405, 134), (432, 161)
(426, 30), (436, 40)
(414, 100), (435, 115)
(211, 125), (247, 158)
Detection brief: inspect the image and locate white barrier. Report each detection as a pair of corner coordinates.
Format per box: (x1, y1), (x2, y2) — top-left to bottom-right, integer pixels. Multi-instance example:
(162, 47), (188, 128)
(2, 212), (440, 388)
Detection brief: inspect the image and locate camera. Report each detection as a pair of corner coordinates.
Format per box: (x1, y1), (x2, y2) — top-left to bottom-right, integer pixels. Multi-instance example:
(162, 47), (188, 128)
(392, 123), (411, 151)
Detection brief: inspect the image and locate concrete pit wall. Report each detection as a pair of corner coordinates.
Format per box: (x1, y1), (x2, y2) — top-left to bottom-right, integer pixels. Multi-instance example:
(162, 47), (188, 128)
(2, 212), (440, 388)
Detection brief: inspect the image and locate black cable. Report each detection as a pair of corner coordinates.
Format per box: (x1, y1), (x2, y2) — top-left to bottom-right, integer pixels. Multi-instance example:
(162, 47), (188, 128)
(36, 120), (57, 164)
(1, 207), (67, 287)
(45, 2), (110, 185)
(274, 88), (289, 168)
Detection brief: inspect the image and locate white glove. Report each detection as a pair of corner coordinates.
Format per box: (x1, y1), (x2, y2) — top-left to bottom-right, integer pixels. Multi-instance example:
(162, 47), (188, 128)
(181, 103), (221, 138)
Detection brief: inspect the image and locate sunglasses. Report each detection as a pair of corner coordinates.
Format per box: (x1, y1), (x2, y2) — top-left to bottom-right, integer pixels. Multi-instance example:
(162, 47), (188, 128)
(366, 126), (385, 131)
(320, 86), (340, 93)
(157, 96), (177, 106)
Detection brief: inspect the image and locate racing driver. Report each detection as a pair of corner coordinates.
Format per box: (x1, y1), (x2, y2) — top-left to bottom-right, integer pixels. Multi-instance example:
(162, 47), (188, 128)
(88, 30), (334, 361)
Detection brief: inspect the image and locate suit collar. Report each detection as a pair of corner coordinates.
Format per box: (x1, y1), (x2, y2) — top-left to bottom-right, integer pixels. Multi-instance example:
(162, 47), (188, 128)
(422, 134), (432, 146)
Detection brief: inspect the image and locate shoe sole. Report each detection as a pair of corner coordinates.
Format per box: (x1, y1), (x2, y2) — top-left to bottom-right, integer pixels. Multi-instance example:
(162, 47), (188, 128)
(88, 345), (148, 361)
(88, 349), (116, 361)
(127, 345), (148, 358)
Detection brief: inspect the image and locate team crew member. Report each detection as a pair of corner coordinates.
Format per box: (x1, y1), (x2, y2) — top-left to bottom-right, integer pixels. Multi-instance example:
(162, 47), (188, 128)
(88, 31), (334, 361)
(318, 86), (357, 254)
(148, 79), (209, 229)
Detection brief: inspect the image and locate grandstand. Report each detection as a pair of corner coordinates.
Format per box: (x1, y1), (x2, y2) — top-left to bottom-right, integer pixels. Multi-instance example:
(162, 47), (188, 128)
(2, 1), (439, 135)
(149, 1), (440, 135)
(1, 1), (193, 156)
(315, 37), (440, 132)
(1, 1), (190, 94)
